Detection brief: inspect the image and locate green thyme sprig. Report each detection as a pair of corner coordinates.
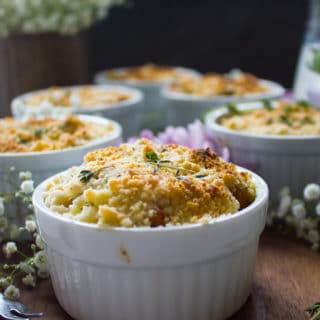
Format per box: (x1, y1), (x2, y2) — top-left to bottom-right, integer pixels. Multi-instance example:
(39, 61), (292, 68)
(79, 170), (94, 183)
(306, 302), (320, 320)
(145, 151), (198, 175)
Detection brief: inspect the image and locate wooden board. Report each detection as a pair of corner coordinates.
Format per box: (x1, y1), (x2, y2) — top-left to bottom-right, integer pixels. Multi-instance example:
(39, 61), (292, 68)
(15, 229), (319, 319)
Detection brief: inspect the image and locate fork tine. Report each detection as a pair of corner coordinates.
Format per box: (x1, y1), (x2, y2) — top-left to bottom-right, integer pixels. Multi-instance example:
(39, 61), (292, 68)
(0, 313), (28, 320)
(10, 308), (43, 318)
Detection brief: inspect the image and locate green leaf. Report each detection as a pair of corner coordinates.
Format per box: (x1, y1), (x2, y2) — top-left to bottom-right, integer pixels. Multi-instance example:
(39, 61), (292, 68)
(306, 302), (320, 319)
(262, 99), (273, 111)
(279, 115), (293, 126)
(227, 103), (241, 115)
(17, 137), (29, 144)
(33, 128), (46, 137)
(297, 100), (310, 108)
(309, 48), (320, 74)
(145, 151), (160, 162)
(79, 170), (94, 183)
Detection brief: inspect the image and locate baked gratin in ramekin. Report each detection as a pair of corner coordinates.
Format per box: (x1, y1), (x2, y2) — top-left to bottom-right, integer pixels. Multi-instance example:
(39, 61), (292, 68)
(205, 100), (320, 201)
(0, 114), (122, 195)
(33, 139), (268, 320)
(11, 85), (143, 138)
(42, 139), (256, 227)
(162, 70), (285, 126)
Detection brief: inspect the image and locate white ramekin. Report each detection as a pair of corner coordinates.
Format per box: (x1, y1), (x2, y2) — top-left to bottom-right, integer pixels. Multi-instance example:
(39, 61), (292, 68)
(11, 85), (143, 138)
(33, 167), (268, 320)
(205, 102), (320, 202)
(94, 67), (200, 130)
(163, 79), (285, 126)
(0, 115), (122, 221)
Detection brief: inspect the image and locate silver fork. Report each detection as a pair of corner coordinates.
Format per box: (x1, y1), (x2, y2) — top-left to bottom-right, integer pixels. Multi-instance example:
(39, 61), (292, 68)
(0, 294), (43, 320)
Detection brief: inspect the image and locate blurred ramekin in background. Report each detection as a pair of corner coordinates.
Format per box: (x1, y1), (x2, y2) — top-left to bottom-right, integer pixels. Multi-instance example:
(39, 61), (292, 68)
(163, 77), (285, 127)
(205, 101), (320, 202)
(11, 85), (142, 138)
(94, 65), (200, 130)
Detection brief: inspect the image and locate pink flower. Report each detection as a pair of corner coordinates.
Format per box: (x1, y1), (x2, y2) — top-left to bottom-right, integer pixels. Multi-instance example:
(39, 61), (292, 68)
(128, 120), (230, 161)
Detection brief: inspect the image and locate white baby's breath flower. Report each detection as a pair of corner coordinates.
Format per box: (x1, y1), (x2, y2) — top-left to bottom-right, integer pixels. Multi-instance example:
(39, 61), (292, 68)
(35, 234), (45, 250)
(276, 195), (291, 218)
(3, 242), (17, 258)
(19, 262), (35, 275)
(9, 166), (15, 172)
(308, 229), (320, 244)
(304, 183), (320, 201)
(291, 203), (307, 220)
(19, 171), (32, 180)
(25, 220), (37, 233)
(34, 250), (48, 272)
(22, 274), (36, 287)
(0, 277), (10, 288)
(279, 186), (290, 198)
(4, 285), (20, 300)
(315, 202), (320, 216)
(20, 180), (34, 194)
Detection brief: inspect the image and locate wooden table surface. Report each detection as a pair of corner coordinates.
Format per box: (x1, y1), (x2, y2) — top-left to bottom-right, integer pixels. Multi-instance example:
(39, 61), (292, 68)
(17, 228), (319, 320)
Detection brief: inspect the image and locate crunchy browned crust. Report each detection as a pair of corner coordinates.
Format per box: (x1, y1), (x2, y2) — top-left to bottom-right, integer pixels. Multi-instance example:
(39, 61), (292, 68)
(44, 139), (256, 227)
(0, 115), (114, 153)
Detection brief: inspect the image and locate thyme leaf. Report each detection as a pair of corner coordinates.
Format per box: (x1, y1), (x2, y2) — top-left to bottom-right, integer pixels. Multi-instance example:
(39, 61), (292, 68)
(227, 103), (241, 115)
(195, 174), (208, 178)
(79, 170), (94, 183)
(145, 151), (160, 162)
(262, 99), (273, 111)
(279, 115), (293, 126)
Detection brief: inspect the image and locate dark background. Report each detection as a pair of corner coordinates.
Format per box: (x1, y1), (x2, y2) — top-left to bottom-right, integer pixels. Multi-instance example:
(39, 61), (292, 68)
(88, 0), (309, 88)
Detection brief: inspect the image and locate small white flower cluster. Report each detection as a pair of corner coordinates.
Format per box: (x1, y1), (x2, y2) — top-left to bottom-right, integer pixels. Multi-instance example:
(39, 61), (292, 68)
(0, 0), (124, 36)
(269, 183), (320, 251)
(0, 233), (49, 300)
(0, 168), (34, 238)
(0, 168), (49, 299)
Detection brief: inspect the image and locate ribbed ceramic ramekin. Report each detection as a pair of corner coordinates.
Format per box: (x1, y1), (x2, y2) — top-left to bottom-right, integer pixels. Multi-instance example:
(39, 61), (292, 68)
(94, 67), (200, 130)
(205, 102), (320, 202)
(11, 85), (143, 138)
(33, 167), (268, 320)
(163, 80), (285, 126)
(0, 115), (122, 220)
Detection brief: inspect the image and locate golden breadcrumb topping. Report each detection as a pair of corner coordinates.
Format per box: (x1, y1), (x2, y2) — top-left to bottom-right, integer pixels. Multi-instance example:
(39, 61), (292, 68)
(25, 86), (130, 108)
(43, 139), (256, 227)
(220, 100), (320, 135)
(0, 116), (115, 153)
(169, 72), (266, 97)
(107, 63), (186, 82)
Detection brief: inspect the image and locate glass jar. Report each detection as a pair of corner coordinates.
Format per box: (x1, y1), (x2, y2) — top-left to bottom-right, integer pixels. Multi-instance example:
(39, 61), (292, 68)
(294, 0), (320, 104)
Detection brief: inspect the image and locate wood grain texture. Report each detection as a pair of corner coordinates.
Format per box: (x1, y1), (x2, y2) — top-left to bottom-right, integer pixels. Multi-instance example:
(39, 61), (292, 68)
(0, 33), (90, 117)
(15, 229), (319, 320)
